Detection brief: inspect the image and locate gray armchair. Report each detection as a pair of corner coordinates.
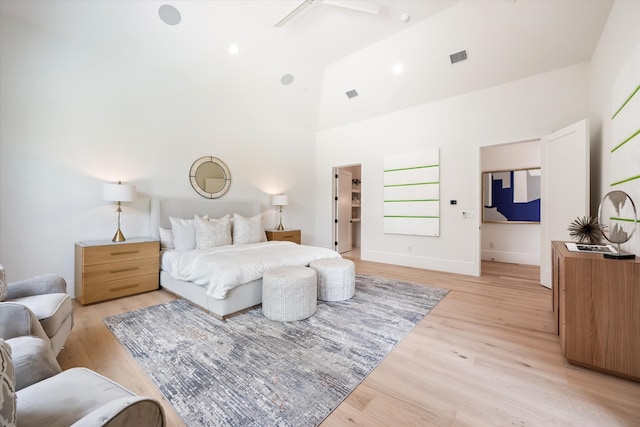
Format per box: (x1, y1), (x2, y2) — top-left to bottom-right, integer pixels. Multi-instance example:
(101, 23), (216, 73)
(1, 302), (62, 390)
(3, 274), (73, 355)
(1, 324), (166, 427)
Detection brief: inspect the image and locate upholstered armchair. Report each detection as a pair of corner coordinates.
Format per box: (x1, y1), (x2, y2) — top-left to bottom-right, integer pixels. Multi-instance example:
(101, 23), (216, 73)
(1, 336), (166, 427)
(1, 273), (73, 355)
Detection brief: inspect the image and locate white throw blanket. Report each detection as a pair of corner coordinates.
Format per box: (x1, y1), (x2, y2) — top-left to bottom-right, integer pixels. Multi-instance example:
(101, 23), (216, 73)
(169, 241), (341, 299)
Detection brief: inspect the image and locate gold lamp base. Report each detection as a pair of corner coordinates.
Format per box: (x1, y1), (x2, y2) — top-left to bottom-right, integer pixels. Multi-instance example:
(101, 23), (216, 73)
(276, 206), (284, 230)
(112, 228), (126, 242)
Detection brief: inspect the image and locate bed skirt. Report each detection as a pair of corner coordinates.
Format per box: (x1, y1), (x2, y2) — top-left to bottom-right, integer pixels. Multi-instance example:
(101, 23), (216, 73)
(160, 271), (263, 320)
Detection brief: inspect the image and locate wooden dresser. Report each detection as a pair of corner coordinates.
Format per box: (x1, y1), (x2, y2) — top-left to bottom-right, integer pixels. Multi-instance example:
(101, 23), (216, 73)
(75, 237), (159, 305)
(552, 241), (640, 381)
(265, 229), (301, 244)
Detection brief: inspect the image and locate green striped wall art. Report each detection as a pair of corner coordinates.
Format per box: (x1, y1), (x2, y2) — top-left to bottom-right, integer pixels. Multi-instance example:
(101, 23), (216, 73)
(609, 49), (639, 255)
(383, 148), (440, 236)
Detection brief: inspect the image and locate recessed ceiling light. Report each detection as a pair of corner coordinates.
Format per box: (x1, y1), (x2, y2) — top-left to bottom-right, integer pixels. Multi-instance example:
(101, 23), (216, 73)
(158, 4), (181, 26)
(392, 63), (403, 75)
(281, 74), (294, 85)
(229, 44), (240, 55)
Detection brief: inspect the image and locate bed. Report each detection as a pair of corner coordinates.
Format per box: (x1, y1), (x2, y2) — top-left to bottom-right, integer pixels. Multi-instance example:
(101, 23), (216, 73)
(149, 198), (341, 319)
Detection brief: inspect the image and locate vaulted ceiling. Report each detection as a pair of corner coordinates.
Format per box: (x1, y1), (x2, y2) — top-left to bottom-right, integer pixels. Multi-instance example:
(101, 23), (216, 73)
(0, 0), (614, 130)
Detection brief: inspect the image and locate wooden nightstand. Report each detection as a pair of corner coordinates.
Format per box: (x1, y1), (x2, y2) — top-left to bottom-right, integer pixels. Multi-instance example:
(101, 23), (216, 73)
(74, 237), (159, 305)
(265, 229), (301, 244)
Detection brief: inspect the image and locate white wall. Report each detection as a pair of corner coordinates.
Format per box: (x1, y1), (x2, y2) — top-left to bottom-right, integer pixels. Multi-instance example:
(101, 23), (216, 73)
(0, 16), (317, 292)
(316, 63), (590, 276)
(589, 0), (640, 256)
(481, 140), (541, 265)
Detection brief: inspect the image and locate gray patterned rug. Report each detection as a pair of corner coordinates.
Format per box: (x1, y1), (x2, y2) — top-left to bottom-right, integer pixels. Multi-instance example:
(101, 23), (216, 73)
(104, 274), (448, 427)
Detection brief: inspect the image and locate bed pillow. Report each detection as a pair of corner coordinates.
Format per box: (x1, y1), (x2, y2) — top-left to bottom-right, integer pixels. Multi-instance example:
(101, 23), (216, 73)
(158, 227), (174, 250)
(233, 213), (265, 244)
(169, 217), (197, 251)
(194, 215), (232, 249)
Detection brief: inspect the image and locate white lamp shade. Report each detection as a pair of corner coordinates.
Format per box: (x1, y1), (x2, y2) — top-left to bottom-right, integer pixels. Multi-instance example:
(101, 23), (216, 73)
(102, 182), (136, 202)
(272, 194), (288, 206)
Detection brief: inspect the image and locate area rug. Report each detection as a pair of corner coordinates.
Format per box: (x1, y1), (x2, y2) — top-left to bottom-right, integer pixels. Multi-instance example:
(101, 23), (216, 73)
(104, 274), (448, 427)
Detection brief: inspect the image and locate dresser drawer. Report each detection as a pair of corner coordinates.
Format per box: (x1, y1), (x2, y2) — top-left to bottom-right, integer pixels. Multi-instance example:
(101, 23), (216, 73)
(82, 242), (158, 265)
(81, 257), (159, 285)
(80, 274), (159, 305)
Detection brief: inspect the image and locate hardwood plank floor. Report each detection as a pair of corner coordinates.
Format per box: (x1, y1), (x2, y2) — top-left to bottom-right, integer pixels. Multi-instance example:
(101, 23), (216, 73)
(57, 261), (640, 426)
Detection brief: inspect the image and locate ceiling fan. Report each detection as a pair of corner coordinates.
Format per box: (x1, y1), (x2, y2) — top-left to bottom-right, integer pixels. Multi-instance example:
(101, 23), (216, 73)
(274, 0), (380, 28)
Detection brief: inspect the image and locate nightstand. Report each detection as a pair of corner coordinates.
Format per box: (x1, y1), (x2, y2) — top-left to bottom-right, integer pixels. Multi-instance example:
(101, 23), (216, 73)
(74, 237), (159, 305)
(265, 229), (301, 244)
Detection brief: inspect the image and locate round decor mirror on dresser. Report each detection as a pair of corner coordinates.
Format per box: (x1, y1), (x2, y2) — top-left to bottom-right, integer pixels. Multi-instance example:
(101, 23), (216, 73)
(189, 156), (231, 198)
(598, 190), (637, 259)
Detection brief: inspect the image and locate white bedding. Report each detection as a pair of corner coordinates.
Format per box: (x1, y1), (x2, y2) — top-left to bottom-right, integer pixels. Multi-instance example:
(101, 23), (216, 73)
(167, 241), (341, 299)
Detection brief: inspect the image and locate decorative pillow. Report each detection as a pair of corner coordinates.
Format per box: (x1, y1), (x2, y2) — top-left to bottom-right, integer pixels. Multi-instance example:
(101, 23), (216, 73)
(194, 215), (232, 249)
(0, 339), (17, 427)
(232, 213), (265, 245)
(158, 227), (175, 250)
(0, 265), (7, 302)
(169, 217), (197, 252)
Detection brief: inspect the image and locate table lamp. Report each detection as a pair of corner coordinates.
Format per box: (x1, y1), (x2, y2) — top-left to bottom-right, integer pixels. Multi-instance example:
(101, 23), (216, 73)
(272, 194), (289, 231)
(102, 181), (136, 242)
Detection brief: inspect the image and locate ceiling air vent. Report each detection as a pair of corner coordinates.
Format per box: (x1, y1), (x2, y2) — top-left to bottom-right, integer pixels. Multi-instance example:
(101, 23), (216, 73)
(449, 50), (468, 64)
(346, 89), (359, 99)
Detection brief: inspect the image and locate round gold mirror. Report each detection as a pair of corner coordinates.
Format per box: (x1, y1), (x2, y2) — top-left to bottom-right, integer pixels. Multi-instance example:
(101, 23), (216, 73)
(189, 156), (231, 198)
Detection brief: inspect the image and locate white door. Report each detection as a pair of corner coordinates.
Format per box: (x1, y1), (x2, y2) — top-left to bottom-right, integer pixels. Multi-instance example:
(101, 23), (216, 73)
(540, 119), (590, 287)
(336, 169), (352, 253)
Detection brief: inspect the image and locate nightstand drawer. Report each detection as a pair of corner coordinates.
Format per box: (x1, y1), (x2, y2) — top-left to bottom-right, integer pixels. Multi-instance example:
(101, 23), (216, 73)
(265, 229), (301, 244)
(82, 242), (159, 265)
(81, 274), (159, 305)
(81, 257), (159, 285)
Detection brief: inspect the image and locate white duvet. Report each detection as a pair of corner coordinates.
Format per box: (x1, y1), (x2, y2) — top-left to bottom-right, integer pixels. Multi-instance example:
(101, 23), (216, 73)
(168, 241), (341, 299)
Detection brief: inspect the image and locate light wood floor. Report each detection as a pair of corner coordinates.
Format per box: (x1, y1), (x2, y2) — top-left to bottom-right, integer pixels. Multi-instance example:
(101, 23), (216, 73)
(57, 260), (640, 426)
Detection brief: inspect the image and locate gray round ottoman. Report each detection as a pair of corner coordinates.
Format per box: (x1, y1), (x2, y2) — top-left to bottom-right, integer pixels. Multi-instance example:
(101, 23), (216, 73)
(309, 258), (355, 301)
(262, 266), (317, 321)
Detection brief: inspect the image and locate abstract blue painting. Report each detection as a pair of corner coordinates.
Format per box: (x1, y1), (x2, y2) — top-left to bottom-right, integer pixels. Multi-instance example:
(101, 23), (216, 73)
(482, 168), (541, 223)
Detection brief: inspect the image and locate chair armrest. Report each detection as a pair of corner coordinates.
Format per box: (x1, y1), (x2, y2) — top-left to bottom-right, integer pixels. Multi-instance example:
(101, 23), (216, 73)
(7, 274), (67, 299)
(0, 302), (49, 342)
(7, 335), (61, 391)
(70, 396), (166, 427)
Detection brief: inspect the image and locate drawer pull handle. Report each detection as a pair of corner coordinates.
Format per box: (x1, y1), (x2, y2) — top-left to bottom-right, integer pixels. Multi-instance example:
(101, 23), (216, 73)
(109, 267), (139, 274)
(110, 283), (139, 292)
(110, 250), (140, 256)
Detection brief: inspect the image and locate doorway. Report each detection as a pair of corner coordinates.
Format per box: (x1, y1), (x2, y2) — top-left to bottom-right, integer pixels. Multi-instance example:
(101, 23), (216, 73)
(478, 119), (589, 288)
(333, 164), (361, 258)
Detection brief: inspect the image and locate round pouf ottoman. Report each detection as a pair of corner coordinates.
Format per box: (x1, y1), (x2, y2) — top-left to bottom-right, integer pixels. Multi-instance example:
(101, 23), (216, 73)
(262, 266), (317, 321)
(309, 258), (355, 301)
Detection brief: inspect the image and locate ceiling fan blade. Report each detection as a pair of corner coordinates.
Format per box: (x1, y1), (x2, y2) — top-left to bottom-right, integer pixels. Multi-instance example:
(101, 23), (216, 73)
(274, 0), (315, 28)
(321, 0), (379, 15)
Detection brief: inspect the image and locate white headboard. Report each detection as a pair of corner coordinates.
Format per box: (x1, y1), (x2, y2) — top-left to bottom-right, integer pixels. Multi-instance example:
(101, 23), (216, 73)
(149, 198), (262, 238)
